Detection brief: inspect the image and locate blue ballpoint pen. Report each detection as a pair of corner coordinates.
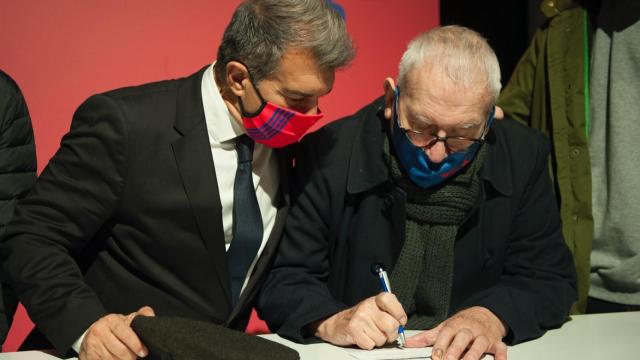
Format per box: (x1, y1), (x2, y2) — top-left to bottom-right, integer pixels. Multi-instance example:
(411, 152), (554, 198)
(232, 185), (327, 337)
(373, 264), (406, 347)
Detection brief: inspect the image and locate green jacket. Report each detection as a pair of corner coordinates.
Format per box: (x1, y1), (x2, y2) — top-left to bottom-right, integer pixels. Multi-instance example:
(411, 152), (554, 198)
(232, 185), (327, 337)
(497, 0), (594, 313)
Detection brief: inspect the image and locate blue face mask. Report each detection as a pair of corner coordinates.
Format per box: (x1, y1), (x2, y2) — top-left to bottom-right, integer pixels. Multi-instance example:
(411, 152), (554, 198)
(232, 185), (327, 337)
(390, 89), (494, 189)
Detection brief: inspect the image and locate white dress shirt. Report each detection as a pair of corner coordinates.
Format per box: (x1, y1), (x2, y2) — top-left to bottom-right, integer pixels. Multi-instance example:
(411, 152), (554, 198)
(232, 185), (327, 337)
(73, 64), (279, 353)
(200, 62), (279, 291)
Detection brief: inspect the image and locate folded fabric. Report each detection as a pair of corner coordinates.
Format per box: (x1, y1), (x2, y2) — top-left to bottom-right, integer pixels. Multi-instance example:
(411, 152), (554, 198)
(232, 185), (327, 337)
(131, 316), (299, 360)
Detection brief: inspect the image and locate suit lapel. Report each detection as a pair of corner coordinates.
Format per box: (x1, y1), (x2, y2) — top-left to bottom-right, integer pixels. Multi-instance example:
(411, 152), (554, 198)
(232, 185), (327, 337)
(172, 67), (231, 309)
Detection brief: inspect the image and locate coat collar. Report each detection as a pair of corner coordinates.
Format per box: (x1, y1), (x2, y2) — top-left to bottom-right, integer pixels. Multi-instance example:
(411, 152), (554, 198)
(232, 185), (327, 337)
(174, 65), (210, 136)
(172, 66), (232, 309)
(346, 96), (512, 197)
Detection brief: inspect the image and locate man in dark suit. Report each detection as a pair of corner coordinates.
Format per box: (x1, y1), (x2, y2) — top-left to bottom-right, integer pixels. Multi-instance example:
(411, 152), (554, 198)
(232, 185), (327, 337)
(258, 26), (576, 360)
(0, 0), (353, 358)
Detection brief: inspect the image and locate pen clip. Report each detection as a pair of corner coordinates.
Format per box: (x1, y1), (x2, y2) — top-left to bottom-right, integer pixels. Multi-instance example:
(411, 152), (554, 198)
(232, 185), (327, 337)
(370, 262), (385, 275)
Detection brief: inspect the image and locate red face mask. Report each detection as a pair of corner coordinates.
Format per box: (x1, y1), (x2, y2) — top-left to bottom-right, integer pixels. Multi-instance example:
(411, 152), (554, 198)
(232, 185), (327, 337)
(240, 79), (323, 148)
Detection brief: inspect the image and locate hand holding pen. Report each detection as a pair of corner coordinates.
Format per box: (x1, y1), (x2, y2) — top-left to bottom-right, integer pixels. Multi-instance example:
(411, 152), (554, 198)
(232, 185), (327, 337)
(311, 264), (408, 350)
(372, 263), (406, 347)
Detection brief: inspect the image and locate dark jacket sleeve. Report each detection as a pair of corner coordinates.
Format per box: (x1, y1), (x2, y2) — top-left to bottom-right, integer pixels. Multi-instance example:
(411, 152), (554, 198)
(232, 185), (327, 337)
(257, 126), (349, 343)
(0, 70), (37, 345)
(0, 93), (129, 352)
(0, 71), (37, 236)
(455, 129), (577, 344)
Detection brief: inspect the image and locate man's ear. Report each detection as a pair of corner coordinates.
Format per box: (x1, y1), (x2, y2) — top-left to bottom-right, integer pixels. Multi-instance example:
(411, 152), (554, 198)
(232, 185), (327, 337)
(225, 61), (250, 97)
(382, 77), (397, 120)
(494, 105), (505, 120)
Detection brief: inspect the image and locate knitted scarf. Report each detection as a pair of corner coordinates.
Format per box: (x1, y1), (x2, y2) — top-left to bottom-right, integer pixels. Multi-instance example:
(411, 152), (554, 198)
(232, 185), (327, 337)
(386, 136), (488, 329)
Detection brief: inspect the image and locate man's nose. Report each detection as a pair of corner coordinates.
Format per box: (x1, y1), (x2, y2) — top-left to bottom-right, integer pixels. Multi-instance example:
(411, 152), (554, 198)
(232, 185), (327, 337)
(426, 129), (449, 163)
(425, 140), (448, 163)
(291, 98), (319, 115)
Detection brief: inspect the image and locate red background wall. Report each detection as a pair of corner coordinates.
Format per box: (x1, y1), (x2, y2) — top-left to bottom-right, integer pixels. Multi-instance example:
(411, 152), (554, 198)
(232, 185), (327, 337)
(0, 0), (438, 352)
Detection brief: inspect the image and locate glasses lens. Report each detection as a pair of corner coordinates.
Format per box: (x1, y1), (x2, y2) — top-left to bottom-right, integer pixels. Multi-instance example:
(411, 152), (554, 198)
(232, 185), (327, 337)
(404, 131), (478, 152)
(405, 132), (433, 147)
(446, 138), (475, 152)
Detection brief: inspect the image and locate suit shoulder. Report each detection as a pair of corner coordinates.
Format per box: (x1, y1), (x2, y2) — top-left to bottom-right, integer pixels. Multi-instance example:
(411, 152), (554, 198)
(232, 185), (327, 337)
(101, 77), (181, 102)
(305, 97), (384, 147)
(489, 118), (551, 187)
(492, 118), (548, 150)
(83, 68), (205, 108)
(0, 71), (21, 97)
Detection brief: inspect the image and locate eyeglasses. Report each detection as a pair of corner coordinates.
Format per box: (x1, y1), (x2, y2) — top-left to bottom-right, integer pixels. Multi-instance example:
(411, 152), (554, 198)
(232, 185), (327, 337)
(393, 90), (494, 153)
(396, 106), (492, 153)
(399, 128), (487, 153)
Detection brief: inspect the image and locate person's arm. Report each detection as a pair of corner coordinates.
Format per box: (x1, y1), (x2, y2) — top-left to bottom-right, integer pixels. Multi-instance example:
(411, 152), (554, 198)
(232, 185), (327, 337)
(467, 132), (576, 344)
(405, 129), (576, 360)
(257, 126), (350, 342)
(258, 117), (407, 348)
(0, 93), (149, 355)
(0, 71), (37, 346)
(0, 71), (37, 234)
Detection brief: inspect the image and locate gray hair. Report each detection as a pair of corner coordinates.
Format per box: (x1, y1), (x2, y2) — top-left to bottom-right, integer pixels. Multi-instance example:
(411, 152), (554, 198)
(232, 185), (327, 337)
(215, 0), (355, 84)
(397, 25), (501, 106)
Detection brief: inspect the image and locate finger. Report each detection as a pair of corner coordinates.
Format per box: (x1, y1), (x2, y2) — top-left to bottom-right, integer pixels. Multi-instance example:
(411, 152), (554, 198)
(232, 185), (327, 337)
(111, 316), (148, 358)
(431, 324), (457, 360)
(462, 335), (490, 360)
(360, 319), (388, 348)
(494, 106), (504, 120)
(80, 334), (114, 360)
(137, 306), (155, 317)
(125, 312), (136, 326)
(371, 311), (401, 343)
(375, 293), (407, 325)
(102, 330), (137, 360)
(489, 340), (508, 360)
(351, 325), (377, 350)
(125, 307), (155, 327)
(444, 328), (474, 360)
(404, 327), (439, 348)
(347, 315), (385, 350)
(80, 347), (112, 360)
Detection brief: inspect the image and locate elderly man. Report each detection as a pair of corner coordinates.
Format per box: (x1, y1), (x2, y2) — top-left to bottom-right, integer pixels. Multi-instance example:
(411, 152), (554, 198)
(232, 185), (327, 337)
(1, 0), (353, 358)
(258, 26), (576, 360)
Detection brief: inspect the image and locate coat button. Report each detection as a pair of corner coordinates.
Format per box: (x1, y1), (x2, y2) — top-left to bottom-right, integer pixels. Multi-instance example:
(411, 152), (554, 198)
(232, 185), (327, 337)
(571, 148), (580, 158)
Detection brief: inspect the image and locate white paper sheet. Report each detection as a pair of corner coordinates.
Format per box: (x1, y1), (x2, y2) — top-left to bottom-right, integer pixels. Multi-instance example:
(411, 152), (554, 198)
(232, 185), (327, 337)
(342, 344), (432, 360)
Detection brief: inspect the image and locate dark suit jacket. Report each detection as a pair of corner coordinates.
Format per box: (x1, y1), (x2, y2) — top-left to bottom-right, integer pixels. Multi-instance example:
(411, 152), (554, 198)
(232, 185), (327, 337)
(258, 97), (577, 345)
(0, 67), (290, 353)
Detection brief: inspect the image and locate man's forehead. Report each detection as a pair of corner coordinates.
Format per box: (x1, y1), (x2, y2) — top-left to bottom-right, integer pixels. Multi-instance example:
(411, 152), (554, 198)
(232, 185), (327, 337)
(401, 85), (490, 127)
(266, 48), (334, 94)
(402, 68), (490, 112)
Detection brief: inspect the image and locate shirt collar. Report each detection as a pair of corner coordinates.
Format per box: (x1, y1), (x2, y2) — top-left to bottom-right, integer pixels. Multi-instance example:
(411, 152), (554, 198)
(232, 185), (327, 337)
(201, 62), (246, 144)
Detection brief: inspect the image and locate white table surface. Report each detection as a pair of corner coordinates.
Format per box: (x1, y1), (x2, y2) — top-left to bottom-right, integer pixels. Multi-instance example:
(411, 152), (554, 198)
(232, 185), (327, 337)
(1, 312), (638, 360)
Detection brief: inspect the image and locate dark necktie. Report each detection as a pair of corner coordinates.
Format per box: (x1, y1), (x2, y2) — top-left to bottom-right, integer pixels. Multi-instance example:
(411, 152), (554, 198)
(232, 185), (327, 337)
(227, 135), (263, 307)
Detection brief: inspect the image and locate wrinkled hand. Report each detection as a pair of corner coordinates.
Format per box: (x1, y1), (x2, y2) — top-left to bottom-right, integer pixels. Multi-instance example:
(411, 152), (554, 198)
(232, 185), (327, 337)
(79, 306), (155, 360)
(405, 306), (507, 360)
(313, 293), (407, 350)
